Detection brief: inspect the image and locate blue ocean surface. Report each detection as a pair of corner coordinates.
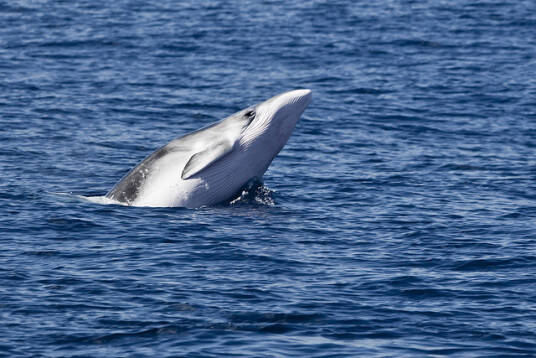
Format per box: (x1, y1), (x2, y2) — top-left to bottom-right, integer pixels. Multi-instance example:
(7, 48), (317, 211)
(1, 0), (536, 356)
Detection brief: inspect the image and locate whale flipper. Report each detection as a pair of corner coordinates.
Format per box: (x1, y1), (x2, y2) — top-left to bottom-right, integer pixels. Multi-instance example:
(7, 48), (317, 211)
(181, 139), (235, 180)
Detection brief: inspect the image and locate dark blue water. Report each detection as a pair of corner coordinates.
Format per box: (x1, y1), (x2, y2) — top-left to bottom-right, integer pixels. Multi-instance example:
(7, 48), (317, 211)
(1, 1), (536, 356)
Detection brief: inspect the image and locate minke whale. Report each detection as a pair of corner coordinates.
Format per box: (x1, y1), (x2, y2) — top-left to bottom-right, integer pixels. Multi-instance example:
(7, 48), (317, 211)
(105, 89), (312, 208)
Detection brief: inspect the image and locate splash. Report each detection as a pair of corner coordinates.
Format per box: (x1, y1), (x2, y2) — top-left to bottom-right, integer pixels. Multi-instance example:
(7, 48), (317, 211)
(77, 195), (124, 206)
(229, 179), (275, 206)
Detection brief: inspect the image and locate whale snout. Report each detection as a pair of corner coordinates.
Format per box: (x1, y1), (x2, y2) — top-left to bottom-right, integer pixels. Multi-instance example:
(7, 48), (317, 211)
(290, 88), (312, 99)
(284, 89), (312, 109)
(292, 88), (312, 99)
(267, 89), (312, 121)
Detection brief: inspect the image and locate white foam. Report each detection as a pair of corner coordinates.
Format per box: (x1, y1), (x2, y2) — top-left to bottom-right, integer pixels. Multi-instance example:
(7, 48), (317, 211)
(79, 195), (125, 206)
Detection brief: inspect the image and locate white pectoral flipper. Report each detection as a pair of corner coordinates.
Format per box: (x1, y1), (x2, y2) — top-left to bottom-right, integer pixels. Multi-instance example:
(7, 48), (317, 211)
(181, 139), (236, 180)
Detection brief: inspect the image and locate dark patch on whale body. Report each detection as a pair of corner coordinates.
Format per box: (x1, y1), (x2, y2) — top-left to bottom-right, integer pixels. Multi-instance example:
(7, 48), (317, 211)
(106, 146), (170, 204)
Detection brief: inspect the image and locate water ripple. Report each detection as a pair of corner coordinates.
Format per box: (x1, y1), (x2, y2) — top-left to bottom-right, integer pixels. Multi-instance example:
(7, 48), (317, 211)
(1, 0), (536, 357)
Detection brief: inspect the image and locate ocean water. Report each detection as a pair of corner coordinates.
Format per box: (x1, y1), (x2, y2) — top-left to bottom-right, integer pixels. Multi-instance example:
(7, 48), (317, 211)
(1, 0), (536, 356)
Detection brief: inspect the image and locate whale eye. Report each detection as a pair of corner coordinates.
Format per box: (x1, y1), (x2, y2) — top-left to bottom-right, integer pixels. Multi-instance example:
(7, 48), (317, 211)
(243, 109), (256, 127)
(244, 109), (256, 119)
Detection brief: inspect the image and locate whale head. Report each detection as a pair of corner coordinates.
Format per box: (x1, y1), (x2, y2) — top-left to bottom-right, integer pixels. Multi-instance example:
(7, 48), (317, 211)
(240, 89), (312, 153)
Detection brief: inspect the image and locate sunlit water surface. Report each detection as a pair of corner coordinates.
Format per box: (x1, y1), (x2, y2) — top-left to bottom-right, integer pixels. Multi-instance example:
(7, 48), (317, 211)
(1, 1), (536, 357)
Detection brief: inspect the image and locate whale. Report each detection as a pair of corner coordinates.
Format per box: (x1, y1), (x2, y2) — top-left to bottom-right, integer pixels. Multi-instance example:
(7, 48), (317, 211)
(105, 89), (312, 208)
